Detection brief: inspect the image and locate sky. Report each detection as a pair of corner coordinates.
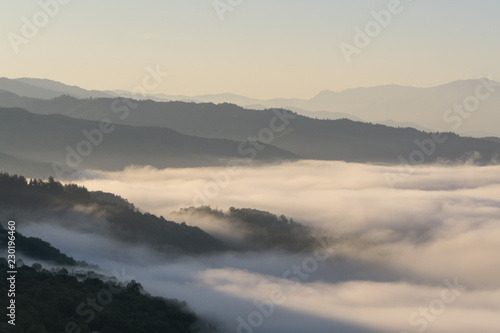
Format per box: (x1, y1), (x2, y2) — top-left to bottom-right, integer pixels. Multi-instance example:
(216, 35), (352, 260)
(1, 0), (499, 99)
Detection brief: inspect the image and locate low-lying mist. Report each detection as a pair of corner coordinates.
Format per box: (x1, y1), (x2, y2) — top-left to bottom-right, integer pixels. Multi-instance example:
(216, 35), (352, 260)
(17, 161), (500, 332)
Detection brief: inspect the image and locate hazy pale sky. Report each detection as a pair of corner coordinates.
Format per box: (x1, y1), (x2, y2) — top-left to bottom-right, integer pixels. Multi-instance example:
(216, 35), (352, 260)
(1, 0), (499, 99)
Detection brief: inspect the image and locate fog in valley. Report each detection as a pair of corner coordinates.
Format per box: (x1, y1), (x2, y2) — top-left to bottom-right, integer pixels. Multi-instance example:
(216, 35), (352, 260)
(11, 161), (500, 333)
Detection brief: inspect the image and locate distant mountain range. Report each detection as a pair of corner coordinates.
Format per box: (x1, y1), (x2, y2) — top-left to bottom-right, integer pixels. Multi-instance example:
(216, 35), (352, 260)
(1, 77), (499, 178)
(0, 103), (499, 180)
(0, 77), (112, 100)
(0, 107), (297, 178)
(1, 76), (499, 137)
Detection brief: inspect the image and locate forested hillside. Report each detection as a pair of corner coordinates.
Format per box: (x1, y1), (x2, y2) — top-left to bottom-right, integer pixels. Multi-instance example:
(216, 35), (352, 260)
(0, 172), (227, 255)
(0, 223), (89, 266)
(0, 258), (212, 333)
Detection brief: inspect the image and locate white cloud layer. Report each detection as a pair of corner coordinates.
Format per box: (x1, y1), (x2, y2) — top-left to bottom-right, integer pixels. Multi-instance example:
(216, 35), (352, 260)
(18, 161), (500, 332)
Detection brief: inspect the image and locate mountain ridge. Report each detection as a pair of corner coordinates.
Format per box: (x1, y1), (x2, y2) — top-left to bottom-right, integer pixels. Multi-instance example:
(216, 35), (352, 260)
(1, 76), (499, 137)
(0, 107), (299, 178)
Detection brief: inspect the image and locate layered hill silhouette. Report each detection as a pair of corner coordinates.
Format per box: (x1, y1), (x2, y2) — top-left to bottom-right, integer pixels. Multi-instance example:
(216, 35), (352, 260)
(2, 77), (499, 137)
(0, 152), (54, 178)
(0, 77), (112, 99)
(1, 95), (499, 171)
(0, 172), (226, 255)
(0, 107), (298, 178)
(0, 172), (326, 256)
(172, 206), (322, 252)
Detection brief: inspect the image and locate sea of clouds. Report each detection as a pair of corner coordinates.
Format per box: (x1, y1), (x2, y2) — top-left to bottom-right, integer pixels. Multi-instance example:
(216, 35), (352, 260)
(17, 161), (500, 333)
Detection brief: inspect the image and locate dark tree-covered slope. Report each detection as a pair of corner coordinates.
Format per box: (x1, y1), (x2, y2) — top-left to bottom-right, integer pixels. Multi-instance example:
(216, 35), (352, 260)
(175, 206), (322, 252)
(0, 223), (88, 266)
(0, 172), (227, 255)
(0, 258), (207, 333)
